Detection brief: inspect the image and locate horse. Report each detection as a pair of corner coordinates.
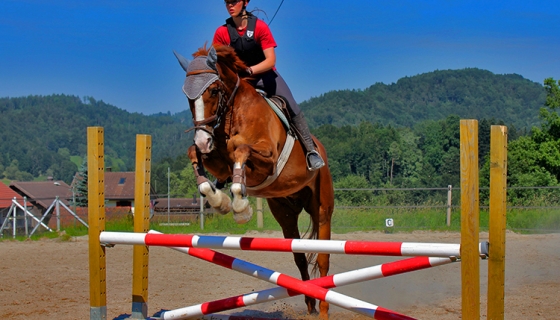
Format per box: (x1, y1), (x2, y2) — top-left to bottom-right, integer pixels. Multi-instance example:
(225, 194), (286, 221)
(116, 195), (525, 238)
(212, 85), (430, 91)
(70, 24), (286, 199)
(174, 44), (334, 319)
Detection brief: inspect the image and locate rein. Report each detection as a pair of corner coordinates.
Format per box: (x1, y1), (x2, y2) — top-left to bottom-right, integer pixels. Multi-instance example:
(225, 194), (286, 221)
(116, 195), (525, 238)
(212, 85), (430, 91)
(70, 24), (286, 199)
(184, 69), (241, 136)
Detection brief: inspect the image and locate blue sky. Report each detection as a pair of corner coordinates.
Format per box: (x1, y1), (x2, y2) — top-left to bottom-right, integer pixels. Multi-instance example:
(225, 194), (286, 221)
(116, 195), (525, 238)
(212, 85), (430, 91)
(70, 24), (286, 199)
(1, 0), (559, 115)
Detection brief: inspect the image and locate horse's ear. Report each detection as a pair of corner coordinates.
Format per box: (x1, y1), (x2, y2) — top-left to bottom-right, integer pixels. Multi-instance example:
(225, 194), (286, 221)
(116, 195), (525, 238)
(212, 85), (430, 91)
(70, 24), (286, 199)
(173, 50), (190, 72)
(207, 46), (218, 72)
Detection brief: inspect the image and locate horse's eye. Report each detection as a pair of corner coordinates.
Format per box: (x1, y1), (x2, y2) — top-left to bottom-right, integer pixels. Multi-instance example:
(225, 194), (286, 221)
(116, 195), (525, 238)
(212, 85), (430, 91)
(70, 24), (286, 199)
(210, 88), (220, 97)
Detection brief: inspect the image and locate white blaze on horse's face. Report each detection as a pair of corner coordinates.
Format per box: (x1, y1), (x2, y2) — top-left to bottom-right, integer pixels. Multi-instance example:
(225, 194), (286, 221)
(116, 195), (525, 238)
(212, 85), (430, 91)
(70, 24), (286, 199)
(193, 96), (214, 153)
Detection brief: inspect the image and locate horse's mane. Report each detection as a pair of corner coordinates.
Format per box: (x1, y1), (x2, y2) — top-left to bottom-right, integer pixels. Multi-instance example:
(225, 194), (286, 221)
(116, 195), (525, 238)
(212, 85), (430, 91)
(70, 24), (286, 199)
(192, 44), (248, 75)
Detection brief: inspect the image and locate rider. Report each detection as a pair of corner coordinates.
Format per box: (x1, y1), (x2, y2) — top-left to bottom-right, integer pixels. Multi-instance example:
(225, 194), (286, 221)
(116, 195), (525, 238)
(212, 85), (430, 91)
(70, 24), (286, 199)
(212, 0), (325, 171)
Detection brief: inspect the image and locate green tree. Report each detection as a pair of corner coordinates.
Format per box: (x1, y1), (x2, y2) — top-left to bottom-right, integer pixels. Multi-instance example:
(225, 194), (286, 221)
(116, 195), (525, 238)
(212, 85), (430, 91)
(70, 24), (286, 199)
(528, 78), (560, 178)
(503, 78), (560, 204)
(58, 148), (71, 158)
(3, 159), (20, 180)
(15, 171), (34, 181)
(333, 174), (372, 205)
(544, 77), (560, 109)
(73, 159), (88, 207)
(170, 165), (198, 198)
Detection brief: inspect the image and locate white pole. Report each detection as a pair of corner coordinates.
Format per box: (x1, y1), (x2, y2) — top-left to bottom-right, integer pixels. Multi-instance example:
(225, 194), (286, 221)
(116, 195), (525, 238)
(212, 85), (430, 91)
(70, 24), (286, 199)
(168, 167), (170, 223)
(12, 197), (16, 239)
(72, 189), (76, 225)
(199, 195), (204, 230)
(0, 202), (15, 237)
(24, 197), (28, 236)
(446, 185), (452, 227)
(55, 196), (61, 232)
(257, 198), (263, 229)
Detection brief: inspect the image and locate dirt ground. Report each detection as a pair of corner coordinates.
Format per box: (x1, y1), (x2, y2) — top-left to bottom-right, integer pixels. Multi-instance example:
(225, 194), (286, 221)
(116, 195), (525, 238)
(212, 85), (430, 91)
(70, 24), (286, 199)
(1, 230), (559, 320)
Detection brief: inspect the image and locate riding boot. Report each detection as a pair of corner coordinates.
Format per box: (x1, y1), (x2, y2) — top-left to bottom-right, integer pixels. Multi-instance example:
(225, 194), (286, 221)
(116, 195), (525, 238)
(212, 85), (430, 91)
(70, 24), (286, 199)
(292, 113), (325, 171)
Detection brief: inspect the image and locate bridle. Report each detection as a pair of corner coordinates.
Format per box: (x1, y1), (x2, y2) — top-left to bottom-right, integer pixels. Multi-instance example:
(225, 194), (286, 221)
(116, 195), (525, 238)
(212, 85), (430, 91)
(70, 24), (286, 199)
(185, 68), (241, 137)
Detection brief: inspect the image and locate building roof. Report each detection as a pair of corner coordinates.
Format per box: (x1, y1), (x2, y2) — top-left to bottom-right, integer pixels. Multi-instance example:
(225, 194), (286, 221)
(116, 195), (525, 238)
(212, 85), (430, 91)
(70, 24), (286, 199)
(9, 181), (71, 209)
(105, 172), (136, 200)
(0, 181), (27, 209)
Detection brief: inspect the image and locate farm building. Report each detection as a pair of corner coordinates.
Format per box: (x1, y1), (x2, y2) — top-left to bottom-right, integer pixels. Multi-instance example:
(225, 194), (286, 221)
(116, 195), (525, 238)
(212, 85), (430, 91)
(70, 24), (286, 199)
(0, 181), (33, 234)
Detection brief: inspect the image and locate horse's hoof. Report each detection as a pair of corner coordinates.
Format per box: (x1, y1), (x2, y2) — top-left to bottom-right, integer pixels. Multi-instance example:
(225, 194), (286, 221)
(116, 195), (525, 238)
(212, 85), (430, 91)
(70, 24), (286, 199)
(231, 195), (249, 213)
(233, 206), (253, 224)
(216, 206), (232, 215)
(217, 192), (232, 214)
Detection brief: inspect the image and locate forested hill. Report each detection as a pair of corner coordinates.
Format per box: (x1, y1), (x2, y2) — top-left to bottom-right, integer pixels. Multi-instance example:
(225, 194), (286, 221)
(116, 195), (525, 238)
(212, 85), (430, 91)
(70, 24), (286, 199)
(0, 68), (548, 184)
(300, 68), (546, 129)
(0, 95), (192, 182)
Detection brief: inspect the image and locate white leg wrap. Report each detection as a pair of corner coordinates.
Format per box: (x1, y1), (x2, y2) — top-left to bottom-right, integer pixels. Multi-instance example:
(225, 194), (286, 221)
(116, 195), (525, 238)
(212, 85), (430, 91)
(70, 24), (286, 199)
(231, 183), (253, 223)
(199, 181), (232, 214)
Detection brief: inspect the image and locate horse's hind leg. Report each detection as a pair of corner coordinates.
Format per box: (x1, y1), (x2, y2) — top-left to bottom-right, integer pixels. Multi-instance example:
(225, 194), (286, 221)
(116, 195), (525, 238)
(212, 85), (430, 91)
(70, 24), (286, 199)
(306, 166), (334, 319)
(267, 198), (317, 315)
(314, 202), (333, 319)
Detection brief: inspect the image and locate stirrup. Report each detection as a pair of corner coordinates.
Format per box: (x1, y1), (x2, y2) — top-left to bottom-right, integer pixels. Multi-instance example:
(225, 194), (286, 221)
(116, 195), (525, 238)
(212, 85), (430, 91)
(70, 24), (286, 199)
(306, 150), (325, 171)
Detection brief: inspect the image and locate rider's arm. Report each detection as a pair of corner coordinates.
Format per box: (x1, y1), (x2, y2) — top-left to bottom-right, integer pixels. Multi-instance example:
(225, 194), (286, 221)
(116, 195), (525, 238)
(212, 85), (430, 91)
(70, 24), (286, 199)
(249, 47), (275, 75)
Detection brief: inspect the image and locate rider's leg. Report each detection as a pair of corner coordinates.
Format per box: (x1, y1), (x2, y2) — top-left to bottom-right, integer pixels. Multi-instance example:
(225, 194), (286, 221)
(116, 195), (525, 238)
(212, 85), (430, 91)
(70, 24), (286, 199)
(258, 70), (325, 171)
(291, 112), (325, 171)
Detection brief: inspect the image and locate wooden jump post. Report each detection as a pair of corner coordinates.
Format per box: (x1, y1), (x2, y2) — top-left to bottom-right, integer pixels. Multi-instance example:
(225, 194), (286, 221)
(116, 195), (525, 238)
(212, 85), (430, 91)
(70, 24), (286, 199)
(487, 124), (507, 320)
(460, 120), (507, 319)
(88, 121), (507, 319)
(88, 127), (106, 320)
(460, 119), (481, 319)
(88, 127), (152, 320)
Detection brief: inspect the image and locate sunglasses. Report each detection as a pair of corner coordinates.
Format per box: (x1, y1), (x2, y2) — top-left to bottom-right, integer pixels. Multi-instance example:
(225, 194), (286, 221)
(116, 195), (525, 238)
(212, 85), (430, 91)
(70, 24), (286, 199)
(224, 0), (242, 5)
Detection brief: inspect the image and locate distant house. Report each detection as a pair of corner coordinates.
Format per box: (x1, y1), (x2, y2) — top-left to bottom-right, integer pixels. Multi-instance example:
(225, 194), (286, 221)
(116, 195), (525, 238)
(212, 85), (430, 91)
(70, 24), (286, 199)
(71, 171), (157, 209)
(9, 180), (71, 217)
(104, 172), (135, 207)
(0, 181), (32, 229)
(0, 181), (27, 210)
(8, 180), (71, 230)
(102, 171), (157, 208)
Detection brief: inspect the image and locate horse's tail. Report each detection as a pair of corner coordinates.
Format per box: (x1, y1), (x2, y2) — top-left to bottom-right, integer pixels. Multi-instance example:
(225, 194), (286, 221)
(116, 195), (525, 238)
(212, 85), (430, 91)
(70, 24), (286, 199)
(303, 216), (320, 277)
(306, 144), (334, 277)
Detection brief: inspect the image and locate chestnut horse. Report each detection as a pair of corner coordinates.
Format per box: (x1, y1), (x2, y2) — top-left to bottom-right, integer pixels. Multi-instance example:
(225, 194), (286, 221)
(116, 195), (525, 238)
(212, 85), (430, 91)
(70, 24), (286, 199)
(175, 45), (334, 318)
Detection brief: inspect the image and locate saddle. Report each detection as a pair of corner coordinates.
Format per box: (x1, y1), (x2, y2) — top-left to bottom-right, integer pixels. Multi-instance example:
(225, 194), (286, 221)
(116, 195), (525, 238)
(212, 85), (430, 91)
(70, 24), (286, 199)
(255, 89), (293, 133)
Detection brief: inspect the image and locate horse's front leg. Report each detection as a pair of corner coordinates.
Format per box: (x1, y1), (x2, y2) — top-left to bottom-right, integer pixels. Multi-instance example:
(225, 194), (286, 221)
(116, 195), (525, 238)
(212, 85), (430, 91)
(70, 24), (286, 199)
(230, 142), (277, 223)
(230, 161), (252, 223)
(187, 145), (232, 214)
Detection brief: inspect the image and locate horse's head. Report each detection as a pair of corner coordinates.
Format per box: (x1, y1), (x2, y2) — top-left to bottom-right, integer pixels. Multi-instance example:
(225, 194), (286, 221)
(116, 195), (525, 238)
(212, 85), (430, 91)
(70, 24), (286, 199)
(174, 45), (246, 154)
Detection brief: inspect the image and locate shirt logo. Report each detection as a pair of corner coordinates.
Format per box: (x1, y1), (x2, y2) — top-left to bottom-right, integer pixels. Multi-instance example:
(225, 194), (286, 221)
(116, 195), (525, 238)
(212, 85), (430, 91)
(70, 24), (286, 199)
(247, 30), (254, 38)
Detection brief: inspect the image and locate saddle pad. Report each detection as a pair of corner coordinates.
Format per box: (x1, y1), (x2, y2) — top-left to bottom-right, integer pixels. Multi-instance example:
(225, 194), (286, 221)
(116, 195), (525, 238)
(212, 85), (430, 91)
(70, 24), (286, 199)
(261, 93), (291, 133)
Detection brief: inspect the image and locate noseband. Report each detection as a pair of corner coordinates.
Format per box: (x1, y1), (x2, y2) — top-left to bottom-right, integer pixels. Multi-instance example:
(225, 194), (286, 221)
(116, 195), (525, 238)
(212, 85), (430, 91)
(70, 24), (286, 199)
(185, 69), (240, 137)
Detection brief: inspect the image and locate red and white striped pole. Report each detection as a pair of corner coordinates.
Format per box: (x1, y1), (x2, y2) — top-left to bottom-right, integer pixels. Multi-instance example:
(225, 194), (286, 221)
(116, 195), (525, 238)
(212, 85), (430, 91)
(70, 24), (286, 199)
(159, 254), (454, 319)
(100, 231), (488, 258)
(112, 231), (451, 320)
